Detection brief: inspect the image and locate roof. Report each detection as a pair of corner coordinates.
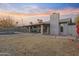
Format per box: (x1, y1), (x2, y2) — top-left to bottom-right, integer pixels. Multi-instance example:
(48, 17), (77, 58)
(23, 22), (50, 27)
(59, 18), (71, 23)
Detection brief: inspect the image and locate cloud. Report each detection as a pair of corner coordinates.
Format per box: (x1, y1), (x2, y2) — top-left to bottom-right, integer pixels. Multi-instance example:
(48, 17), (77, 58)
(0, 4), (50, 14)
(0, 3), (79, 16)
(48, 8), (79, 15)
(0, 3), (18, 13)
(14, 5), (50, 14)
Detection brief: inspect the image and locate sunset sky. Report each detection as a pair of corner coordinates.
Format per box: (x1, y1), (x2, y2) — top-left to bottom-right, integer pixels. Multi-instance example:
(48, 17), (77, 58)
(0, 3), (79, 16)
(0, 3), (79, 25)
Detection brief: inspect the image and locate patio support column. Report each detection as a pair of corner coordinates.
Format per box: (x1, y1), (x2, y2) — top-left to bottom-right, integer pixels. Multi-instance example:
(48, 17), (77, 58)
(41, 24), (44, 34)
(29, 26), (31, 32)
(47, 26), (49, 34)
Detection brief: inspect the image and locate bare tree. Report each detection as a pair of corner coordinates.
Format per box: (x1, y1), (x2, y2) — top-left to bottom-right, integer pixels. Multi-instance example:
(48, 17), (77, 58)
(37, 19), (43, 24)
(29, 22), (33, 25)
(0, 16), (16, 28)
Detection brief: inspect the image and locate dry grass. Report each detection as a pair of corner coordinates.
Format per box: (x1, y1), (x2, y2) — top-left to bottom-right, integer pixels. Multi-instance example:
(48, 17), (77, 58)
(0, 33), (79, 56)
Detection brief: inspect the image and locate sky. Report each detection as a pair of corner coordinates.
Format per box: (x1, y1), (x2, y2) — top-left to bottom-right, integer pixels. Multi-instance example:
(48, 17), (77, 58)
(0, 3), (79, 15)
(0, 3), (79, 25)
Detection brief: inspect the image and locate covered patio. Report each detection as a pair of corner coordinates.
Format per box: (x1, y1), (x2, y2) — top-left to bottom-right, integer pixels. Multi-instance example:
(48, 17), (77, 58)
(23, 23), (50, 34)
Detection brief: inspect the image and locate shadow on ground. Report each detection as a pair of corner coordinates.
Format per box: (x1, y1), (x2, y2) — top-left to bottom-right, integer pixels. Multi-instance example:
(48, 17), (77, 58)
(0, 32), (18, 35)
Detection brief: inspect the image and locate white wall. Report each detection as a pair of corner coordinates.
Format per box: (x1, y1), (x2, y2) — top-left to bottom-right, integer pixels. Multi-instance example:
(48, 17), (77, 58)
(68, 25), (77, 36)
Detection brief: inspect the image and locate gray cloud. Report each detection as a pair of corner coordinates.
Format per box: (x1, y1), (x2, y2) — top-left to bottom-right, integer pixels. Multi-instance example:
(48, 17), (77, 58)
(0, 3), (79, 15)
(0, 4), (50, 14)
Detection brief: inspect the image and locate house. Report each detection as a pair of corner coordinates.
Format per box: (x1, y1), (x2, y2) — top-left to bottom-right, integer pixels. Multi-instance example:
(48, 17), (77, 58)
(0, 12), (78, 36)
(20, 13), (79, 36)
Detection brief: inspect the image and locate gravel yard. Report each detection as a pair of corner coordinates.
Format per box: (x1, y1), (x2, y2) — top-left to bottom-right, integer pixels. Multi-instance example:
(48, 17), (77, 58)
(0, 33), (79, 56)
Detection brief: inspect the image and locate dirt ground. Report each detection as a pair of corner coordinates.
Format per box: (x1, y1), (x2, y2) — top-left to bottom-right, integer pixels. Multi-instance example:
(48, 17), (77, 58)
(0, 33), (79, 56)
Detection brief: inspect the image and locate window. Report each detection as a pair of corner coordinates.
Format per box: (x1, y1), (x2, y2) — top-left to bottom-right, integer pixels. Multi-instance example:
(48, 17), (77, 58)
(60, 26), (63, 32)
(60, 24), (64, 32)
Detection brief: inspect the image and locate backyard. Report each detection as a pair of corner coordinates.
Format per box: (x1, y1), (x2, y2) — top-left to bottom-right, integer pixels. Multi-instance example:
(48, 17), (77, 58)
(0, 33), (79, 56)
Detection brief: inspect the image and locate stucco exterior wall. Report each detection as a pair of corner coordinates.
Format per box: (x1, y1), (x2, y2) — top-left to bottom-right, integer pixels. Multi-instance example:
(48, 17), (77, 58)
(68, 25), (77, 36)
(50, 13), (60, 35)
